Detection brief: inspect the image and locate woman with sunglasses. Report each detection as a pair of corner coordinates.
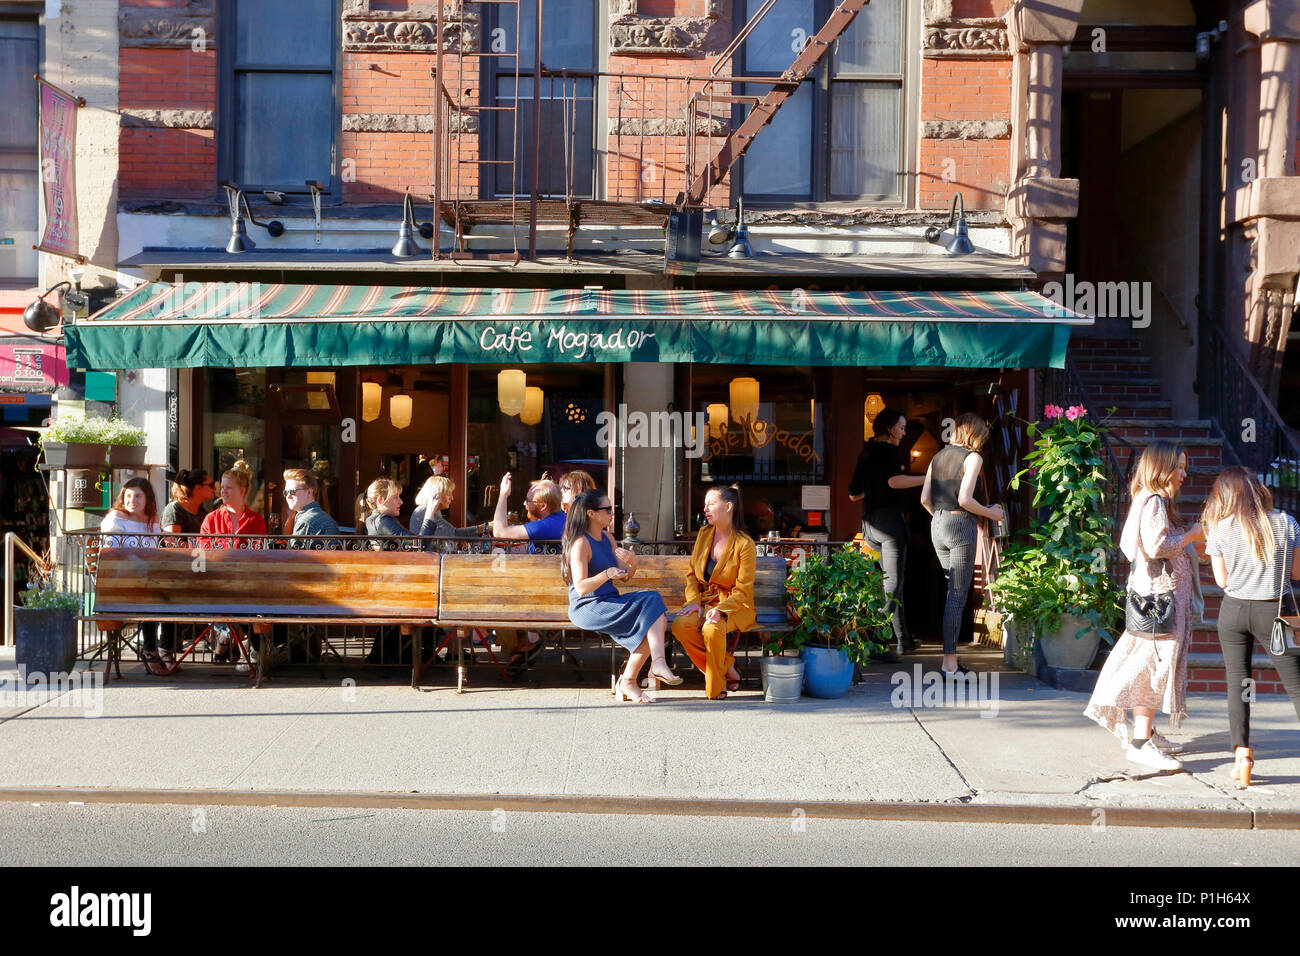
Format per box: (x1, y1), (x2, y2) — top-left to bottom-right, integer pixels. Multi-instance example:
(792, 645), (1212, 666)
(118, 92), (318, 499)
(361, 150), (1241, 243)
(562, 490), (682, 702)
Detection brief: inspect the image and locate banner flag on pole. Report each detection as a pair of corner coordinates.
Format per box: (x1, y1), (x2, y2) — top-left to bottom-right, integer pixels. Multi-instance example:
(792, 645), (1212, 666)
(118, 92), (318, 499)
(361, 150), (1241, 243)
(34, 75), (85, 264)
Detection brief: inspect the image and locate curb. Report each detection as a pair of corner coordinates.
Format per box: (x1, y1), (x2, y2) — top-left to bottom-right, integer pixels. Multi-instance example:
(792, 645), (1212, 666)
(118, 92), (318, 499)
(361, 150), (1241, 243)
(0, 787), (1292, 830)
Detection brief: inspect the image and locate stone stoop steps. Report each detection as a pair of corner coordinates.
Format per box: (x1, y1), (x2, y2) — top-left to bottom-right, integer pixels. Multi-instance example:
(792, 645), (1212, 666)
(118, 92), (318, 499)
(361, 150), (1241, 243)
(1069, 336), (1287, 695)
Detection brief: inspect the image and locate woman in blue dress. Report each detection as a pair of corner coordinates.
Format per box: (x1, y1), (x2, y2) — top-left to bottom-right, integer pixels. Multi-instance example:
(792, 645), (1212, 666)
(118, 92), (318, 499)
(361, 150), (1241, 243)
(563, 490), (682, 702)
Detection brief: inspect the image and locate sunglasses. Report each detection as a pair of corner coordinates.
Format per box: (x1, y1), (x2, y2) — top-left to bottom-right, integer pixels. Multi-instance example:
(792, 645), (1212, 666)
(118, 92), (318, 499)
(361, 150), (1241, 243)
(591, 505), (613, 513)
(284, 488), (304, 498)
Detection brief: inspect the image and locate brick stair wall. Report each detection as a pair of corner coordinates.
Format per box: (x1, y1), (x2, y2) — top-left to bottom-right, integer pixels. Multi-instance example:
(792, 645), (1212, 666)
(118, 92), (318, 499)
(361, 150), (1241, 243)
(1068, 335), (1291, 695)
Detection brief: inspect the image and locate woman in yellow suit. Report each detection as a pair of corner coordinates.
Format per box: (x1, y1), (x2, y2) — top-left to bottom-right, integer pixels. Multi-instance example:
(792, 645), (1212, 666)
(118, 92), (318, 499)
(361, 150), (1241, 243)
(672, 485), (757, 699)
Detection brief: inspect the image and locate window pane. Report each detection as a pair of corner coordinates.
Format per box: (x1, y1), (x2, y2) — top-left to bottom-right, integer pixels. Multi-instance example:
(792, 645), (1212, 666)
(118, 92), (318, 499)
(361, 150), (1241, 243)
(498, 0), (595, 70)
(742, 82), (812, 197)
(833, 0), (902, 75)
(494, 76), (594, 197)
(237, 74), (334, 187)
(830, 82), (900, 198)
(235, 0), (334, 66)
(743, 0), (814, 74)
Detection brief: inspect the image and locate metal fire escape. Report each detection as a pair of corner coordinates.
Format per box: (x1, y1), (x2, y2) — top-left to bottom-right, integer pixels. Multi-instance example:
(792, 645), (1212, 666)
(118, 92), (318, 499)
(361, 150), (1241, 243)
(429, 0), (874, 259)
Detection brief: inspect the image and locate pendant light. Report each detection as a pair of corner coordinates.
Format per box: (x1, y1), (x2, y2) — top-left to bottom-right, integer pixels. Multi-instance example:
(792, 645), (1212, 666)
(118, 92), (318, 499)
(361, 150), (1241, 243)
(389, 393), (413, 430)
(729, 377), (759, 426)
(521, 386), (544, 426)
(706, 403), (728, 438)
(864, 392), (885, 440)
(498, 369), (526, 416)
(362, 381), (382, 422)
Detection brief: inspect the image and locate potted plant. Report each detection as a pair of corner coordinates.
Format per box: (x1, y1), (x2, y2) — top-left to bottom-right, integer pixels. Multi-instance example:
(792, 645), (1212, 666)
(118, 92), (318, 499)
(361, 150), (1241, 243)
(989, 404), (1124, 672)
(775, 544), (893, 700)
(39, 415), (146, 468)
(14, 582), (81, 680)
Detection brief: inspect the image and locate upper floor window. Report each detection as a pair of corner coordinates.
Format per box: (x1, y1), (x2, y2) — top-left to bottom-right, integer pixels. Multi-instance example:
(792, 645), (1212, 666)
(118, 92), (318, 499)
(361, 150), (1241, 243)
(219, 0), (339, 197)
(736, 0), (910, 204)
(483, 0), (597, 199)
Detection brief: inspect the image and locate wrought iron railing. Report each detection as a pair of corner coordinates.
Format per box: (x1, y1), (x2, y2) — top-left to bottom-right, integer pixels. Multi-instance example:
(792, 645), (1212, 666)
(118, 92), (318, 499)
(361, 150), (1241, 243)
(49, 530), (861, 670)
(1201, 320), (1300, 519)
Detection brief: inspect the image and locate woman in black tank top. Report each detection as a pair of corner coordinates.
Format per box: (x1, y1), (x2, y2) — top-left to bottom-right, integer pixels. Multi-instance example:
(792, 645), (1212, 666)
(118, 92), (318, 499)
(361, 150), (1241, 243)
(921, 413), (1005, 675)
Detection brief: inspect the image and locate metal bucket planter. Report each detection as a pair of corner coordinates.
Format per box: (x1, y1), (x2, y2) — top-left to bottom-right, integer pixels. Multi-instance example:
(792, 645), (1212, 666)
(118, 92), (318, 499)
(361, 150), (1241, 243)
(14, 608), (78, 680)
(801, 645), (854, 699)
(41, 442), (108, 469)
(1039, 613), (1103, 670)
(760, 655), (805, 703)
(107, 446), (147, 467)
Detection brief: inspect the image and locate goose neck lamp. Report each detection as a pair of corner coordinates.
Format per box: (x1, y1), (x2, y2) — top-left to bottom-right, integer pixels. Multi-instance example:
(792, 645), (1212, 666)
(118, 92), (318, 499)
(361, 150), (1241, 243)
(392, 191), (436, 258)
(925, 193), (975, 256)
(220, 181), (284, 253)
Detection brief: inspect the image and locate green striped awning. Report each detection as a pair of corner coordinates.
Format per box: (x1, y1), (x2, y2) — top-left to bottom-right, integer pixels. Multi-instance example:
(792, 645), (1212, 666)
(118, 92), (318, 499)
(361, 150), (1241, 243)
(66, 284), (1087, 370)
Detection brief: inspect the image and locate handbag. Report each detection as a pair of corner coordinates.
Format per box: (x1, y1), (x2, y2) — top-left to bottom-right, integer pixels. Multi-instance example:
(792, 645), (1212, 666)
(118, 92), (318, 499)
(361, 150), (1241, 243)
(1125, 495), (1176, 638)
(1267, 515), (1300, 656)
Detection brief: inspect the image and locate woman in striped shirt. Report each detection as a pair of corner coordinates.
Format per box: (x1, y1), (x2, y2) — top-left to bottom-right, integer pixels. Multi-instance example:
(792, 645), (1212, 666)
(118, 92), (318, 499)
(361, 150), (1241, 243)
(1203, 466), (1300, 786)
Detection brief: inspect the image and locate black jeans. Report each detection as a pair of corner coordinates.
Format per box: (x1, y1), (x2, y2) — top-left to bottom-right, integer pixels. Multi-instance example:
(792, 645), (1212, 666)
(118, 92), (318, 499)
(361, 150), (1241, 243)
(863, 508), (910, 651)
(1217, 595), (1300, 749)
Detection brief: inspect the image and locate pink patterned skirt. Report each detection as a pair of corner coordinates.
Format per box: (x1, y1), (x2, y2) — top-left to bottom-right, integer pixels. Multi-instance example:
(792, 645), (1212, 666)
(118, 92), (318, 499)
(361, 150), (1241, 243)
(1083, 549), (1190, 741)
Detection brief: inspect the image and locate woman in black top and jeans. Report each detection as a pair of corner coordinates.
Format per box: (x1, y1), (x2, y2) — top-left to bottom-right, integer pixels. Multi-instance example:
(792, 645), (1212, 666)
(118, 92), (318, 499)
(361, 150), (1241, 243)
(922, 413), (1005, 676)
(848, 408), (924, 657)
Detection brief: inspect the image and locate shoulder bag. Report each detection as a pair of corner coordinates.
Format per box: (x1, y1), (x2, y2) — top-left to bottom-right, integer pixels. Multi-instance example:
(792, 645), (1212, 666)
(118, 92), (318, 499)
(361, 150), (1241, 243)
(1268, 514), (1300, 656)
(1125, 495), (1176, 638)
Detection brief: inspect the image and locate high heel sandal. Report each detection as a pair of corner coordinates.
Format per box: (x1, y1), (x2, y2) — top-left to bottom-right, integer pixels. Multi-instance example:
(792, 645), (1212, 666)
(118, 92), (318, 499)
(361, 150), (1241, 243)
(726, 671), (741, 693)
(615, 677), (651, 703)
(1230, 747), (1254, 787)
(649, 659), (683, 686)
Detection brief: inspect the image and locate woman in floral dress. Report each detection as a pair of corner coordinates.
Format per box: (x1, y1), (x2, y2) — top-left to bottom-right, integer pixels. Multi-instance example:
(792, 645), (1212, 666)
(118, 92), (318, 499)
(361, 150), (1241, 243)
(1085, 441), (1204, 770)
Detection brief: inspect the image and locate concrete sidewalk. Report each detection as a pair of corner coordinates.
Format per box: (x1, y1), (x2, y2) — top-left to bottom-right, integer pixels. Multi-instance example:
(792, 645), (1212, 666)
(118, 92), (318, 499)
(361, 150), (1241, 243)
(1, 646), (1297, 821)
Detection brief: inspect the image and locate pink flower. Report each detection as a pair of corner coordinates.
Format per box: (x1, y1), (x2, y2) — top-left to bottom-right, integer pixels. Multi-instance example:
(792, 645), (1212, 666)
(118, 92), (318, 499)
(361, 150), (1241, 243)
(1065, 405), (1086, 421)
(1043, 404), (1064, 419)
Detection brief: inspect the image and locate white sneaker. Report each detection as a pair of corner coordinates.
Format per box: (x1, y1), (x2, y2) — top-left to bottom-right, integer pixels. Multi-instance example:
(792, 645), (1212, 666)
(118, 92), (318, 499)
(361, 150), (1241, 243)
(1149, 732), (1184, 755)
(1126, 739), (1183, 771)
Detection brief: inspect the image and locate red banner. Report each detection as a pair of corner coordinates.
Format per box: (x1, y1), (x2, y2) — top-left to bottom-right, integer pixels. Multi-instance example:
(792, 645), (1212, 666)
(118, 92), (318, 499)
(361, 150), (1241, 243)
(0, 341), (69, 393)
(36, 77), (82, 262)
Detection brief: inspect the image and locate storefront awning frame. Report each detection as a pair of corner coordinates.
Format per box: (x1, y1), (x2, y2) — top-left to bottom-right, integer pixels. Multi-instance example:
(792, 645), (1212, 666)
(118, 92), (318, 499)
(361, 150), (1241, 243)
(66, 284), (1089, 370)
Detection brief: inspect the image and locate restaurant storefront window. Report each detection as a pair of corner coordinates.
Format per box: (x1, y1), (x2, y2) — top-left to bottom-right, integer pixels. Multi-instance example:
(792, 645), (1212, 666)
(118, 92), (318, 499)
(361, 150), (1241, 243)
(692, 366), (827, 538)
(466, 364), (607, 525)
(203, 367), (269, 516)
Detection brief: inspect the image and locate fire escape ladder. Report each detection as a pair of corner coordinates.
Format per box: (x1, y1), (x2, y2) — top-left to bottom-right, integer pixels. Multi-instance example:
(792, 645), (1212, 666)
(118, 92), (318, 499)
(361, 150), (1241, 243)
(680, 0), (872, 207)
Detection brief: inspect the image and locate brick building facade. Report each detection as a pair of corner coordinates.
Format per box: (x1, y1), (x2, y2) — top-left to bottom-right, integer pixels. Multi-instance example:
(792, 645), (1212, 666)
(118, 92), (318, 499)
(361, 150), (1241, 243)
(8, 0), (1300, 691)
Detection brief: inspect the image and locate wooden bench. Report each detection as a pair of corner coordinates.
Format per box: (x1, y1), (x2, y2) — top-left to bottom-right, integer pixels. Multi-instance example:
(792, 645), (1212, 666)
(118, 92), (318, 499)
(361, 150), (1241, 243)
(87, 547), (440, 687)
(436, 553), (791, 691)
(84, 546), (791, 692)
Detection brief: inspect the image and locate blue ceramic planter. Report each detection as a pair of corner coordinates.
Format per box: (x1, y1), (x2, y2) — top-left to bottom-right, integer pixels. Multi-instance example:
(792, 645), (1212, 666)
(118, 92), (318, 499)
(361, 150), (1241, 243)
(801, 645), (854, 699)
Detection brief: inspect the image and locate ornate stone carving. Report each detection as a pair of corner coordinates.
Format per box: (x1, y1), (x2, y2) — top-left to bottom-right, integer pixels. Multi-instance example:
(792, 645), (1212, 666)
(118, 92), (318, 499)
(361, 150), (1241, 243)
(924, 20), (1010, 57)
(610, 17), (716, 55)
(119, 1), (214, 49)
(610, 0), (723, 57)
(342, 2), (478, 52)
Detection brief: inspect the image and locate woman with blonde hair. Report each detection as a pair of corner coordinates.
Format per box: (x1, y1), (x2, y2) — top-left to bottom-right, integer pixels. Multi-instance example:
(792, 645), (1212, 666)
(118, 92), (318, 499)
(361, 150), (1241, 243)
(1085, 441), (1204, 770)
(361, 477), (415, 540)
(1203, 466), (1300, 786)
(921, 412), (1005, 676)
(415, 476), (486, 542)
(198, 460), (266, 549)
